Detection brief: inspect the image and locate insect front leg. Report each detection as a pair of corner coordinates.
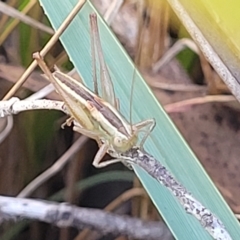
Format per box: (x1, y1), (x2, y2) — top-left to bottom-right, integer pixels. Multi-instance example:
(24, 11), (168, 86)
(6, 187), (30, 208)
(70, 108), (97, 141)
(61, 116), (75, 128)
(93, 142), (133, 168)
(92, 142), (109, 168)
(95, 158), (132, 168)
(133, 118), (156, 149)
(93, 144), (127, 168)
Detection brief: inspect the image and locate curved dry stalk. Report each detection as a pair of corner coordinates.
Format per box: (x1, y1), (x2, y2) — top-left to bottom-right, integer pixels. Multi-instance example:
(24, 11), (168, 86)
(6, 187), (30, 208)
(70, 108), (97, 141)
(0, 98), (66, 117)
(152, 38), (199, 73)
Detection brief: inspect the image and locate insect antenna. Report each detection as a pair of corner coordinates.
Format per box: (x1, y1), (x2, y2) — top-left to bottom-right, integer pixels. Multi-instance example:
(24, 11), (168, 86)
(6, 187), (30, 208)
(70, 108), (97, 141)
(129, 3), (148, 133)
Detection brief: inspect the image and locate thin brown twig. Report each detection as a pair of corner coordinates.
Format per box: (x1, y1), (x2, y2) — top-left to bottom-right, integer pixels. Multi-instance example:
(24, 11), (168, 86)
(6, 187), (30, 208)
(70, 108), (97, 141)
(105, 188), (146, 211)
(0, 2), (54, 34)
(235, 214), (240, 220)
(17, 135), (88, 198)
(0, 0), (37, 45)
(148, 81), (207, 92)
(164, 95), (236, 113)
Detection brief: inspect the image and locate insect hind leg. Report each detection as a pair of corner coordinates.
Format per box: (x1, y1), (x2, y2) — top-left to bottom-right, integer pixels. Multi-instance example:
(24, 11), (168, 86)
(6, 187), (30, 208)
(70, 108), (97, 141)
(133, 118), (156, 149)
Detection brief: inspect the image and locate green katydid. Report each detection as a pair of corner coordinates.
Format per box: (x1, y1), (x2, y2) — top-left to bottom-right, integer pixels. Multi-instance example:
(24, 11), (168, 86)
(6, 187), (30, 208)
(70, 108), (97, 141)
(33, 13), (155, 168)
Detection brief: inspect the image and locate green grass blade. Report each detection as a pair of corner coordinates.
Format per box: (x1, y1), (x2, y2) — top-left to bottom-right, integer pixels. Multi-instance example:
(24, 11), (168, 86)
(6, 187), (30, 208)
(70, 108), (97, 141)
(38, 0), (240, 239)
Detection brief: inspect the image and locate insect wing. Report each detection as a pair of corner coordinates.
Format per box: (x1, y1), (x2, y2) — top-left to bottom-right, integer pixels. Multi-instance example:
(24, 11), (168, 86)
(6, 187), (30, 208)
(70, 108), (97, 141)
(90, 13), (117, 108)
(52, 71), (95, 130)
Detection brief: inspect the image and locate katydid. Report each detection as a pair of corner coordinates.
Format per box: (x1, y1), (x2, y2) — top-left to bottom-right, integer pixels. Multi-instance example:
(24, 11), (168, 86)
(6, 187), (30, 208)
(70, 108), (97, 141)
(33, 13), (155, 168)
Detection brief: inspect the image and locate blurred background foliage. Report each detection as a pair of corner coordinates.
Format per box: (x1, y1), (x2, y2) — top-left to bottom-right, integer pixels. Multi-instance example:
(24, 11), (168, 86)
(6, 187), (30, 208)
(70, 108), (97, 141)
(0, 0), (240, 239)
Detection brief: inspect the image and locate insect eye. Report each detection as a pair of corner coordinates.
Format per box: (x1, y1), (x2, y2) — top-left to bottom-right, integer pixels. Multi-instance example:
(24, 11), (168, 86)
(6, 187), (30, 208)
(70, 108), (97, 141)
(113, 137), (123, 147)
